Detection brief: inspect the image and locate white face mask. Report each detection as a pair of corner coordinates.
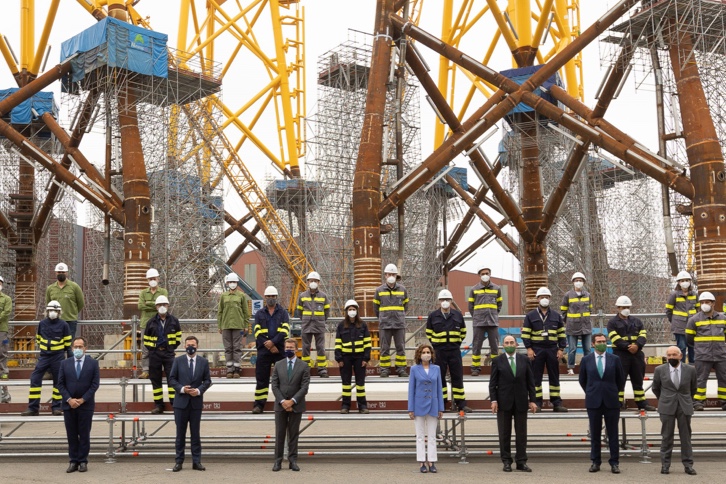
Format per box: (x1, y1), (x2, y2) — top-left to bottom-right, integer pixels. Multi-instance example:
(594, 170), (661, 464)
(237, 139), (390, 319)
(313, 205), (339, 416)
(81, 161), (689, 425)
(0, 284), (3, 292)
(539, 298), (550, 308)
(620, 308), (631, 317)
(574, 281), (584, 290)
(386, 276), (396, 285)
(309, 281), (318, 290)
(421, 353), (432, 362)
(481, 274), (490, 283)
(440, 301), (451, 310)
(701, 303), (712, 313)
(158, 306), (168, 315)
(347, 310), (357, 318)
(228, 282), (238, 290)
(48, 310), (59, 320)
(148, 280), (158, 288)
(679, 281), (690, 290)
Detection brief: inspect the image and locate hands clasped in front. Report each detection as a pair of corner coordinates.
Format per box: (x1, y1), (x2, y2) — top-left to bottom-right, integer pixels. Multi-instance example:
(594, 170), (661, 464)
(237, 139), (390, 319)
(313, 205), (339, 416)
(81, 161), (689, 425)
(183, 385), (201, 397)
(68, 398), (84, 409)
(281, 399), (295, 412)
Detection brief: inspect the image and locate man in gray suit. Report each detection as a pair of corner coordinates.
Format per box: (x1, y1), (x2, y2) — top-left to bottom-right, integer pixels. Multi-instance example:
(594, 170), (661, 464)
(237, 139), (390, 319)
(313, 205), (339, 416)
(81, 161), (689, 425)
(271, 338), (310, 472)
(652, 346), (697, 475)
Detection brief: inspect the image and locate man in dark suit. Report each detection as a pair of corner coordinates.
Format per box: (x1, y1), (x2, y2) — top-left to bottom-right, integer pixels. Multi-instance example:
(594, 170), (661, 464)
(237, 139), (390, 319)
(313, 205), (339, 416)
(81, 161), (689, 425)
(168, 335), (212, 472)
(489, 335), (538, 473)
(652, 346), (698, 475)
(57, 336), (100, 473)
(579, 333), (626, 474)
(271, 338), (310, 472)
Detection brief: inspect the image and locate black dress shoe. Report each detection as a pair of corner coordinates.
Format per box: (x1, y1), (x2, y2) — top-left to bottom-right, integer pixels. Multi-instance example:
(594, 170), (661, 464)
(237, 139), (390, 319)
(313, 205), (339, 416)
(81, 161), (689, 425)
(192, 463), (206, 471)
(78, 463), (87, 473)
(516, 464), (532, 472)
(289, 461), (300, 471)
(685, 467), (697, 475)
(503, 463), (512, 472)
(589, 464), (600, 473)
(611, 465), (621, 474)
(66, 463), (78, 473)
(661, 466), (669, 474)
(272, 461), (282, 472)
(172, 462), (183, 472)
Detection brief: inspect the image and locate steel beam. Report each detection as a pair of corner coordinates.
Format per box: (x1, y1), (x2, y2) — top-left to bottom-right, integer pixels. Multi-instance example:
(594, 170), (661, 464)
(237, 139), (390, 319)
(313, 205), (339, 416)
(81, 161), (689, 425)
(222, 210), (263, 250)
(445, 220), (508, 271)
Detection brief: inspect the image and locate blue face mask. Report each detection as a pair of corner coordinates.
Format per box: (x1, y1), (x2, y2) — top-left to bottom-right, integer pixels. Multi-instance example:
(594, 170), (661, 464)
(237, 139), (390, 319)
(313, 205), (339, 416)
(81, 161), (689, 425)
(73, 349), (84, 359)
(285, 349), (295, 359)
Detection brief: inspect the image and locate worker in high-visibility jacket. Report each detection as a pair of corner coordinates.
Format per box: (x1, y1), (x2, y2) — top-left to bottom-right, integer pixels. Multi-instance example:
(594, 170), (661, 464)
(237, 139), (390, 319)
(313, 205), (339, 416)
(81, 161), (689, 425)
(685, 292), (726, 411)
(335, 300), (371, 414)
(607, 296), (656, 411)
(252, 286), (290, 413)
(373, 264), (409, 378)
(144, 295), (182, 414)
(20, 300), (71, 416)
(561, 272), (592, 375)
(468, 266), (502, 375)
(295, 271), (331, 377)
(665, 271), (699, 364)
(522, 287), (568, 412)
(137, 268), (169, 379)
(426, 289), (472, 413)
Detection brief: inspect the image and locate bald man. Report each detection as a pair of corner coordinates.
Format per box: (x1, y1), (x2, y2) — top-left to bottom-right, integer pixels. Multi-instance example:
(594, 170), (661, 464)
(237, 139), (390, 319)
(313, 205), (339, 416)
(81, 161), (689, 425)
(652, 346), (697, 475)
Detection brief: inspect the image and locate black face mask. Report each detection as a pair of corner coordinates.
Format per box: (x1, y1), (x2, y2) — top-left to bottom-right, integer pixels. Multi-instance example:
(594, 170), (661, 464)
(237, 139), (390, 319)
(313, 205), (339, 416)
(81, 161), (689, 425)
(266, 298), (277, 307)
(57, 274), (67, 282)
(186, 346), (197, 355)
(668, 358), (680, 368)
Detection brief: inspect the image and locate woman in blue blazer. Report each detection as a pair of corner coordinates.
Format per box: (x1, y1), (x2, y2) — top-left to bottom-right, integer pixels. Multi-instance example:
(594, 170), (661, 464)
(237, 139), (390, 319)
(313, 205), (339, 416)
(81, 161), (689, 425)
(408, 343), (444, 473)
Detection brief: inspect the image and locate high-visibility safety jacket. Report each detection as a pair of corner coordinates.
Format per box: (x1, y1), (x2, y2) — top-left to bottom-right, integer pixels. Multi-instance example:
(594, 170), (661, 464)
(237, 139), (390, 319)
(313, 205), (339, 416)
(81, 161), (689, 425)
(426, 308), (466, 351)
(35, 317), (71, 355)
(137, 287), (169, 329)
(685, 311), (726, 361)
(294, 289), (330, 333)
(373, 283), (409, 330)
(560, 290), (592, 336)
(45, 280), (85, 321)
(0, 292), (11, 332)
(468, 282), (502, 327)
(143, 314), (182, 350)
(253, 304), (290, 352)
(522, 308), (566, 349)
(607, 315), (647, 352)
(334, 320), (372, 361)
(665, 290), (699, 335)
(218, 288), (251, 330)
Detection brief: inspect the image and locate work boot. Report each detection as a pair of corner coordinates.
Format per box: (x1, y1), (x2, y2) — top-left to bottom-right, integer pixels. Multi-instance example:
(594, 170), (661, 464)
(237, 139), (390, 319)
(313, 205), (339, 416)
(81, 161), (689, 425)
(459, 405), (473, 414)
(470, 368), (480, 377)
(693, 403), (704, 411)
(340, 407), (349, 414)
(52, 409), (63, 416)
(641, 404), (657, 412)
(226, 368), (234, 379)
(722, 403), (726, 411)
(233, 368), (241, 379)
(150, 405), (164, 414)
(359, 406), (369, 414)
(0, 391), (10, 404)
(397, 368), (408, 377)
(379, 368), (390, 378)
(20, 409), (39, 416)
(252, 406), (263, 414)
(318, 369), (329, 378)
(553, 405), (568, 413)
(139, 371), (149, 379)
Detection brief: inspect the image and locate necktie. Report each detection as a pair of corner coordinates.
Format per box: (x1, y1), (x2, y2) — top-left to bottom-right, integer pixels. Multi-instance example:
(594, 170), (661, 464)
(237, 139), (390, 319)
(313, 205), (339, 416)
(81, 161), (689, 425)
(189, 358), (194, 378)
(509, 356), (516, 375)
(597, 355), (604, 378)
(76, 359), (81, 378)
(672, 368), (679, 388)
(288, 360), (293, 379)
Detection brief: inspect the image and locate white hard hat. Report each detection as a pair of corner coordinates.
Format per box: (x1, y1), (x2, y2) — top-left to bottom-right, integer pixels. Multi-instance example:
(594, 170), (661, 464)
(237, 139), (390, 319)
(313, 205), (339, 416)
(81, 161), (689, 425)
(155, 295), (170, 305)
(225, 273), (239, 283)
(615, 295), (632, 307)
(264, 286), (279, 297)
(55, 262), (68, 272)
(46, 300), (62, 311)
(535, 287), (552, 298)
(699, 291), (716, 302)
(383, 263), (398, 274)
(344, 299), (359, 309)
(146, 268), (159, 279)
(675, 271), (692, 281)
(438, 289), (453, 299)
(307, 271), (321, 281)
(571, 272), (586, 282)
(477, 266), (490, 274)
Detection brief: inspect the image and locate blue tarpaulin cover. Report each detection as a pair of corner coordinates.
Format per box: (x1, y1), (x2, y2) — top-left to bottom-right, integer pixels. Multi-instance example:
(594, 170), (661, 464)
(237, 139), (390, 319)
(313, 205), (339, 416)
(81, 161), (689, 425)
(499, 65), (563, 116)
(60, 17), (168, 85)
(0, 89), (58, 124)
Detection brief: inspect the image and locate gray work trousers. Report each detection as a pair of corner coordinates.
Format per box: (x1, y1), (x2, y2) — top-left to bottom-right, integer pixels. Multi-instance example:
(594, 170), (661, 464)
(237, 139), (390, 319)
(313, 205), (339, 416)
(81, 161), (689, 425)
(471, 326), (500, 360)
(141, 343), (149, 371)
(379, 328), (406, 368)
(659, 407), (693, 468)
(302, 332), (327, 368)
(222, 329), (243, 368)
(694, 359), (726, 405)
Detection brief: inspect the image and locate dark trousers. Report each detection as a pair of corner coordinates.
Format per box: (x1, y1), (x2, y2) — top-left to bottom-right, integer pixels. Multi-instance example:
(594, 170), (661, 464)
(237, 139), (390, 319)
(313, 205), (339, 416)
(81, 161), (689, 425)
(28, 352), (64, 411)
(434, 347), (467, 408)
(63, 407), (94, 464)
(660, 407), (693, 468)
(340, 356), (367, 409)
(615, 350), (646, 407)
(174, 405), (203, 464)
(149, 349), (175, 406)
(254, 349), (283, 408)
(66, 321), (78, 358)
(587, 405), (620, 466)
(497, 409), (528, 465)
(274, 410), (302, 462)
(532, 346), (562, 406)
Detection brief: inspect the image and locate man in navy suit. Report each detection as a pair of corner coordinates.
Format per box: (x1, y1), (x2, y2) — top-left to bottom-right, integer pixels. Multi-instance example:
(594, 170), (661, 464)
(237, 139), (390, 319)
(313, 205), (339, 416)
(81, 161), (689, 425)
(490, 335), (538, 472)
(579, 333), (626, 474)
(168, 335), (212, 472)
(57, 336), (100, 473)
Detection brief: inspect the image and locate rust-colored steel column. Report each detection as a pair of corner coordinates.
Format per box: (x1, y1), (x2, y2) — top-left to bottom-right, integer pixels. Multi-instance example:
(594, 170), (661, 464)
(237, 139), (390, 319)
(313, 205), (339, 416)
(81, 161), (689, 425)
(669, 27), (726, 306)
(118, 82), (152, 318)
(352, 0), (394, 317)
(14, 125), (36, 320)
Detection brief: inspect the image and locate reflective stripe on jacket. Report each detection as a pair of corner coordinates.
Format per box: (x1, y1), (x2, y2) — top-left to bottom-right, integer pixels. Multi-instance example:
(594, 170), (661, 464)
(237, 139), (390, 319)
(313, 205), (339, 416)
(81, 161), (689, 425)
(561, 289), (592, 336)
(468, 282), (502, 327)
(143, 314), (182, 350)
(294, 289), (330, 333)
(607, 315), (646, 352)
(665, 290), (699, 335)
(36, 318), (71, 355)
(685, 311), (726, 361)
(334, 320), (372, 361)
(373, 283), (409, 329)
(426, 308), (467, 351)
(253, 304), (290, 352)
(522, 308), (566, 349)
